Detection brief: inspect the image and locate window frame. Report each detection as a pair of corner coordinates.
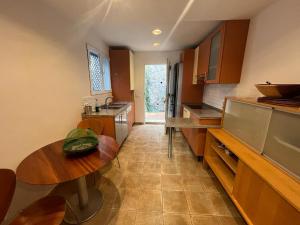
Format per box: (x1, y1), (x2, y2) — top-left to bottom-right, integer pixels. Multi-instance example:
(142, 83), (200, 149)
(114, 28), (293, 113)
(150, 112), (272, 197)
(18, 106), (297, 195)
(86, 44), (112, 95)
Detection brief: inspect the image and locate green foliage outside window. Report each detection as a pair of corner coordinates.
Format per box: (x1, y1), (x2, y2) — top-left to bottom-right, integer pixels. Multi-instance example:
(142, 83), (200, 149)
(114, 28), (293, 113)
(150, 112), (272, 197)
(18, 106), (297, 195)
(144, 65), (166, 112)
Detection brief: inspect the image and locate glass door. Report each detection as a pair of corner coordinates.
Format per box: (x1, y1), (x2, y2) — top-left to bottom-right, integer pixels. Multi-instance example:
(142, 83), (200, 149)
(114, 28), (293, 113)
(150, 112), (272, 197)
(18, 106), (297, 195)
(207, 31), (222, 82)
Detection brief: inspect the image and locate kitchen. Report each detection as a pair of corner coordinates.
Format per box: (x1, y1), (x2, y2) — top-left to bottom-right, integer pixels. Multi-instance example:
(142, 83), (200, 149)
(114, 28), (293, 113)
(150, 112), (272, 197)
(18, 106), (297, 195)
(0, 0), (299, 225)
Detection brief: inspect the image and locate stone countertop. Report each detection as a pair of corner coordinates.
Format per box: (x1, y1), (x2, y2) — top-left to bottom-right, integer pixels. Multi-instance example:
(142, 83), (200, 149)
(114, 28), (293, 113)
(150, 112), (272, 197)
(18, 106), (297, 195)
(82, 102), (131, 117)
(166, 118), (221, 128)
(182, 104), (222, 119)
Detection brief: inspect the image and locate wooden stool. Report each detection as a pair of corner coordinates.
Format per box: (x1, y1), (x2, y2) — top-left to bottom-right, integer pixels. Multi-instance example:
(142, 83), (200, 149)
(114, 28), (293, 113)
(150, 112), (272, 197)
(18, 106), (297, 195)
(0, 169), (65, 225)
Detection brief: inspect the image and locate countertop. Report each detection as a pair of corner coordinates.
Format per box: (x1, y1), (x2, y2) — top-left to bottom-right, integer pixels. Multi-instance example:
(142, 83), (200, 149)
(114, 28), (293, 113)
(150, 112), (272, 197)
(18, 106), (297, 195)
(166, 117), (221, 129)
(82, 102), (131, 117)
(182, 103), (222, 119)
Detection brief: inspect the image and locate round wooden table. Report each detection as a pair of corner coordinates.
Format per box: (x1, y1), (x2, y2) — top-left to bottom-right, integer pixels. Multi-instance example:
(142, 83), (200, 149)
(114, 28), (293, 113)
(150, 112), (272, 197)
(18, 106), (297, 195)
(16, 135), (119, 224)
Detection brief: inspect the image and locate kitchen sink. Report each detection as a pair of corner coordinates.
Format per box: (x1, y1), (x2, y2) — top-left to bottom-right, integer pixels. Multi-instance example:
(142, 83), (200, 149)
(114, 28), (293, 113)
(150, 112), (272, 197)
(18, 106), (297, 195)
(100, 103), (126, 109)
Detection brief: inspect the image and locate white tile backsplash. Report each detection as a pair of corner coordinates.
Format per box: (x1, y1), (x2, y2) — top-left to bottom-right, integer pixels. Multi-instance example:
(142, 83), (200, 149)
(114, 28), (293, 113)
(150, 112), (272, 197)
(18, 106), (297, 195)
(81, 92), (113, 111)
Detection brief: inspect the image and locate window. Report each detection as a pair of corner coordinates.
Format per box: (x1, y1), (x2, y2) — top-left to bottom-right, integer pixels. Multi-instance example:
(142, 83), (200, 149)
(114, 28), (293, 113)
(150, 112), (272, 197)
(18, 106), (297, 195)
(87, 45), (111, 95)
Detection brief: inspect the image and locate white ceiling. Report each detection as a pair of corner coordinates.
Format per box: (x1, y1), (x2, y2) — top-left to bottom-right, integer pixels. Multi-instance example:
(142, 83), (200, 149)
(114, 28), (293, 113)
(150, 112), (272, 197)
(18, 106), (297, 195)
(41, 0), (275, 51)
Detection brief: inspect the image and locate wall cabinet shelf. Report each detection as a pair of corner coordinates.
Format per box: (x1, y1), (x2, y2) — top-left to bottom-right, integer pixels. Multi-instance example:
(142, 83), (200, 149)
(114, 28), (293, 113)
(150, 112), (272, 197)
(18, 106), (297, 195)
(211, 144), (238, 174)
(205, 155), (234, 193)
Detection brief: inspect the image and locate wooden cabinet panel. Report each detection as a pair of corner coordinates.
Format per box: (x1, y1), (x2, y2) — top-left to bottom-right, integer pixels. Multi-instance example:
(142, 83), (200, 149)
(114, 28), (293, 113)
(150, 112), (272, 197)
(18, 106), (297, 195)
(183, 111), (221, 157)
(181, 49), (204, 104)
(129, 51), (135, 90)
(197, 37), (211, 78)
(233, 161), (300, 225)
(192, 46), (199, 84)
(128, 102), (135, 132)
(110, 49), (134, 101)
(83, 116), (115, 138)
(205, 20), (249, 84)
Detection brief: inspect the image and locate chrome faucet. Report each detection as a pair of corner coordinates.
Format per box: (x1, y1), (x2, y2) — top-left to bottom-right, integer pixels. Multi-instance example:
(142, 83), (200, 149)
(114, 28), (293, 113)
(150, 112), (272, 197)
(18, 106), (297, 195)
(105, 96), (113, 109)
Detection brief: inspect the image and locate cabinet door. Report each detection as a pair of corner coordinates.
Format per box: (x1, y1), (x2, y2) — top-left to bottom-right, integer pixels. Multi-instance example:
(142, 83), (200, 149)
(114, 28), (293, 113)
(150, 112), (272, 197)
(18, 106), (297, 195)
(130, 51), (135, 90)
(233, 161), (300, 225)
(115, 115), (122, 144)
(207, 29), (223, 83)
(197, 38), (211, 79)
(192, 46), (199, 84)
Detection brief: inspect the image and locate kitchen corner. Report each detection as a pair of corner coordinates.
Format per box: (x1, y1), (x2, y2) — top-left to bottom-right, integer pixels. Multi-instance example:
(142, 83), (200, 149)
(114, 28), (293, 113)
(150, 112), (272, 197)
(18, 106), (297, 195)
(82, 102), (134, 145)
(180, 103), (222, 159)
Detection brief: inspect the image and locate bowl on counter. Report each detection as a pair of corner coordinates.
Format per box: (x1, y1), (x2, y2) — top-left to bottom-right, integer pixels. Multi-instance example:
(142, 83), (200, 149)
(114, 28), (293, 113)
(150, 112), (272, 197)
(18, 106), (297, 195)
(255, 83), (300, 98)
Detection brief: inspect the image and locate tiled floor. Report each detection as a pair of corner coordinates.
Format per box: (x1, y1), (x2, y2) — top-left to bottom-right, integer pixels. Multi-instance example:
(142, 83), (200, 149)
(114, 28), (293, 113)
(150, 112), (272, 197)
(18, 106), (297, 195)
(145, 112), (165, 123)
(66, 125), (245, 225)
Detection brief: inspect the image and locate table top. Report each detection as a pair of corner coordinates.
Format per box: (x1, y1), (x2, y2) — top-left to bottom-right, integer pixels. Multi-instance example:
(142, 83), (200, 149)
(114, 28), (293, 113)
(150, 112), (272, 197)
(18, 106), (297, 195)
(165, 118), (221, 129)
(16, 136), (119, 185)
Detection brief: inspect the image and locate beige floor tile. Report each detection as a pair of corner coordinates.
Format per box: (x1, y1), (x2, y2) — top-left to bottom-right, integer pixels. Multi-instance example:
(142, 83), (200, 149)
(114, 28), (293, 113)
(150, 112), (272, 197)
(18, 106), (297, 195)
(163, 213), (192, 225)
(186, 191), (215, 215)
(107, 210), (136, 225)
(125, 162), (144, 174)
(161, 175), (184, 190)
(82, 125), (244, 225)
(180, 164), (211, 177)
(208, 192), (240, 216)
(201, 177), (225, 193)
(145, 153), (163, 162)
(120, 175), (141, 189)
(113, 188), (140, 210)
(139, 174), (161, 190)
(137, 190), (162, 212)
(162, 191), (189, 213)
(182, 176), (205, 192)
(191, 215), (221, 225)
(143, 162), (162, 174)
(161, 163), (180, 175)
(135, 212), (163, 225)
(128, 152), (146, 162)
(218, 216), (246, 225)
(99, 178), (119, 209)
(103, 167), (124, 187)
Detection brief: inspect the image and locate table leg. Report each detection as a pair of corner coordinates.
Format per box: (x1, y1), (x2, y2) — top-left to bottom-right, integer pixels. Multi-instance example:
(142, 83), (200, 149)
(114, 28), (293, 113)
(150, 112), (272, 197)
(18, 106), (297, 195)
(64, 176), (103, 224)
(168, 127), (173, 158)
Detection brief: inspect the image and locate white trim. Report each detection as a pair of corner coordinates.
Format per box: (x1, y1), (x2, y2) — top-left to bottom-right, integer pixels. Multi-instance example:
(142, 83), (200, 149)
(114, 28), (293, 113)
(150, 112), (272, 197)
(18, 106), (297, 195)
(86, 43), (112, 96)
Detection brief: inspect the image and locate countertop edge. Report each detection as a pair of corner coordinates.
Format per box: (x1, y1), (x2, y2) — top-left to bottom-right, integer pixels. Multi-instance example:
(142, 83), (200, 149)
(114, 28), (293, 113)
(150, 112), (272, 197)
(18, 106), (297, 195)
(82, 102), (131, 118)
(182, 104), (223, 119)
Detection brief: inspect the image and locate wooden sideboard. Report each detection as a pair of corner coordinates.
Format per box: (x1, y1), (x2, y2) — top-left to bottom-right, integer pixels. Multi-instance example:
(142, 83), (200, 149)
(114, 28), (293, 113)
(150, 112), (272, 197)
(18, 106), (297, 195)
(204, 128), (300, 225)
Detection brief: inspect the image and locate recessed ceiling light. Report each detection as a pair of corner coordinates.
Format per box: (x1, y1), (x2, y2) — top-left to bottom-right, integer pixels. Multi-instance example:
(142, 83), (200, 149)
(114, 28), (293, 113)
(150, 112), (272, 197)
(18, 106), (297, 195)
(152, 29), (162, 35)
(153, 42), (160, 47)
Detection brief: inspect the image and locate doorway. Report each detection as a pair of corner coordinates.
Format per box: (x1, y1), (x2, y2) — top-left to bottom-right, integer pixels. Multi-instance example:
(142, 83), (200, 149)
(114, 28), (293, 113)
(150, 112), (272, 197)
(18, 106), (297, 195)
(144, 64), (167, 123)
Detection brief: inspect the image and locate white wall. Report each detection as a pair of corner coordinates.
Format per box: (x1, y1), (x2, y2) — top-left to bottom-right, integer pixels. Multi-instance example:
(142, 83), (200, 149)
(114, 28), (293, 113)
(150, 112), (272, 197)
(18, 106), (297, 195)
(134, 51), (181, 123)
(0, 0), (108, 221)
(203, 0), (300, 109)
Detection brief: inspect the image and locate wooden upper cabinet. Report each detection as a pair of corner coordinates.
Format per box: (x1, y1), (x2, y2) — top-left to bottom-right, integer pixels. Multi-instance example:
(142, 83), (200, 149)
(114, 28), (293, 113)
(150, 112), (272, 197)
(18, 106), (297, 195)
(192, 46), (199, 84)
(181, 49), (204, 104)
(109, 49), (135, 101)
(197, 37), (211, 79)
(206, 20), (249, 84)
(129, 51), (135, 90)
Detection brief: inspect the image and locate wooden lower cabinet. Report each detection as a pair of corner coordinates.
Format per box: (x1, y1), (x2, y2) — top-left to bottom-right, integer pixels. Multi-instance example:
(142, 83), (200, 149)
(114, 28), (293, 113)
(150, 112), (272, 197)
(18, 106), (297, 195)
(128, 102), (135, 132)
(204, 129), (300, 225)
(233, 162), (300, 225)
(182, 111), (221, 157)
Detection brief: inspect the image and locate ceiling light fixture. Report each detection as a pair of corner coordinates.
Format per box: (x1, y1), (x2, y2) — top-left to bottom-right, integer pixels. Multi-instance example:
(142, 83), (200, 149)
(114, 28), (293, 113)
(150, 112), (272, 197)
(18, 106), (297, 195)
(153, 42), (160, 47)
(152, 29), (162, 35)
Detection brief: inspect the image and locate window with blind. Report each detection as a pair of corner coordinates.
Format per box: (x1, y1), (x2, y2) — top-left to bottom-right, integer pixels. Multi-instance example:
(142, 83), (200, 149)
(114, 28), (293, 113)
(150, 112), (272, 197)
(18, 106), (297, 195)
(87, 45), (111, 95)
